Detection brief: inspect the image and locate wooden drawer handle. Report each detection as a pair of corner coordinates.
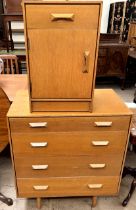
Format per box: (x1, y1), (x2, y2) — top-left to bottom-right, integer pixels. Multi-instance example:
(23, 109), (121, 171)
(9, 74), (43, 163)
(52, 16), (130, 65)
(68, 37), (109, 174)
(83, 51), (90, 73)
(92, 141), (109, 146)
(32, 165), (48, 170)
(33, 185), (49, 191)
(30, 142), (48, 147)
(51, 13), (74, 21)
(88, 184), (103, 189)
(94, 122), (112, 127)
(89, 164), (106, 169)
(29, 122), (47, 128)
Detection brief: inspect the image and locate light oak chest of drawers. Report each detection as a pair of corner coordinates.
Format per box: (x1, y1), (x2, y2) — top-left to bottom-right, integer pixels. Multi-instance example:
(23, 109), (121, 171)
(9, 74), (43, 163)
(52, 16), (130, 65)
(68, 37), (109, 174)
(7, 89), (132, 208)
(22, 0), (102, 112)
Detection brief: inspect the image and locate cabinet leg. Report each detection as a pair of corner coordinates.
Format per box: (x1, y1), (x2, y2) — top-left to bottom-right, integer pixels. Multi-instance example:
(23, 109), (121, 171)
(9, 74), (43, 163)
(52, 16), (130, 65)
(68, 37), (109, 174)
(92, 196), (97, 207)
(37, 198), (41, 209)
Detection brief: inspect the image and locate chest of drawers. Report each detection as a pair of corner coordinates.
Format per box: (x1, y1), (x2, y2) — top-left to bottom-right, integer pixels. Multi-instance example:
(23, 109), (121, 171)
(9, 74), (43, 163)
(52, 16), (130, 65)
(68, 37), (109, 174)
(22, 0), (102, 112)
(7, 89), (132, 208)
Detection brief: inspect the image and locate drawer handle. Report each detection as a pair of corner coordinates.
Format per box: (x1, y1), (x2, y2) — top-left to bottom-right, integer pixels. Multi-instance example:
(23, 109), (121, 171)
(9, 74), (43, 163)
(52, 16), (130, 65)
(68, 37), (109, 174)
(33, 185), (49, 191)
(30, 142), (48, 147)
(92, 141), (109, 146)
(94, 122), (112, 127)
(89, 164), (106, 169)
(83, 51), (90, 73)
(29, 122), (47, 128)
(32, 165), (48, 170)
(51, 13), (74, 21)
(88, 184), (103, 189)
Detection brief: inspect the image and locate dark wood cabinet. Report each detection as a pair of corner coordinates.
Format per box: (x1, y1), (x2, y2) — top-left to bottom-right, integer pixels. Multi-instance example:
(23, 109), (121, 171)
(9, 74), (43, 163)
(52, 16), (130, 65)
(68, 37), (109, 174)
(97, 34), (129, 89)
(0, 0), (4, 39)
(3, 0), (22, 14)
(1, 0), (23, 51)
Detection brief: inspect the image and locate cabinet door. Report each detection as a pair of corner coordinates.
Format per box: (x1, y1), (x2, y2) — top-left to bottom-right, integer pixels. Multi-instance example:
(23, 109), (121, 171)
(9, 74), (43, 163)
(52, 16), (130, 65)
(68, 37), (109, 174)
(26, 4), (101, 99)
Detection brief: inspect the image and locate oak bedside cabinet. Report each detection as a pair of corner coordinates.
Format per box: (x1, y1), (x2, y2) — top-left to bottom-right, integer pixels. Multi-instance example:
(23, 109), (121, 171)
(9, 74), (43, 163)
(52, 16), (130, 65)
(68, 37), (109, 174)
(7, 89), (132, 209)
(22, 0), (102, 112)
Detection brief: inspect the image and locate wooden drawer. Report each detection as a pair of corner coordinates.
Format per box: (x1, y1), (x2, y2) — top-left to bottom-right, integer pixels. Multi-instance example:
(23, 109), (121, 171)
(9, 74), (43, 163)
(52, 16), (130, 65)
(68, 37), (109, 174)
(9, 116), (130, 133)
(11, 131), (128, 156)
(15, 155), (123, 178)
(25, 4), (100, 29)
(17, 176), (119, 197)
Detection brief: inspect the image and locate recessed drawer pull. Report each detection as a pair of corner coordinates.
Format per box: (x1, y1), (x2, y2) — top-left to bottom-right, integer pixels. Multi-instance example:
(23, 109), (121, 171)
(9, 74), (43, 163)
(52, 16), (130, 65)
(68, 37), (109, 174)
(89, 164), (106, 169)
(33, 185), (49, 191)
(30, 142), (48, 147)
(32, 165), (48, 170)
(88, 184), (103, 189)
(29, 122), (47, 128)
(94, 122), (112, 127)
(92, 141), (109, 146)
(51, 13), (74, 21)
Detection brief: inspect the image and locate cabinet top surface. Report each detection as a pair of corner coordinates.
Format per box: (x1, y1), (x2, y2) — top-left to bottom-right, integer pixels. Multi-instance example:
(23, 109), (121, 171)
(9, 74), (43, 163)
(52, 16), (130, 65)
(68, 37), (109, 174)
(23, 0), (102, 5)
(7, 89), (132, 117)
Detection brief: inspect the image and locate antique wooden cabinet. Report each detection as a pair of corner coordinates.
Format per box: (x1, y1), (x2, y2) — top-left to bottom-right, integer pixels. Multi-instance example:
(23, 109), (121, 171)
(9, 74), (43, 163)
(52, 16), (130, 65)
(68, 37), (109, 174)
(2, 0), (22, 13)
(7, 89), (132, 208)
(22, 0), (102, 112)
(97, 34), (129, 89)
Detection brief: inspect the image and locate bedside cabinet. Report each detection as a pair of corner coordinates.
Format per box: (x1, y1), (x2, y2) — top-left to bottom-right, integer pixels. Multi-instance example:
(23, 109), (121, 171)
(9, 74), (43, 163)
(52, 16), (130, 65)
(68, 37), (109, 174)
(7, 89), (132, 208)
(22, 0), (102, 112)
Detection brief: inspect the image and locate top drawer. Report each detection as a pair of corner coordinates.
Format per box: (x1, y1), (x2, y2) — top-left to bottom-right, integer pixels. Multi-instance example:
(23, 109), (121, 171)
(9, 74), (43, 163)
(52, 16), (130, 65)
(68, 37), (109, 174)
(25, 4), (100, 29)
(9, 116), (130, 133)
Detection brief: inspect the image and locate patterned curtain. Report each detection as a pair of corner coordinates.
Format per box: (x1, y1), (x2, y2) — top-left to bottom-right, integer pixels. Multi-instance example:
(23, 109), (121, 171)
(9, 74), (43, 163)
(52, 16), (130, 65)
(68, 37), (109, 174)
(108, 0), (136, 41)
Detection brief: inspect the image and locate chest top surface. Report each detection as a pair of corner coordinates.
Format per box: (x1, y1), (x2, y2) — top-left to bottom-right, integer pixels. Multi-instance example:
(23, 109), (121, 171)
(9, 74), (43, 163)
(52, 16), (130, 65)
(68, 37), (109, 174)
(7, 89), (132, 117)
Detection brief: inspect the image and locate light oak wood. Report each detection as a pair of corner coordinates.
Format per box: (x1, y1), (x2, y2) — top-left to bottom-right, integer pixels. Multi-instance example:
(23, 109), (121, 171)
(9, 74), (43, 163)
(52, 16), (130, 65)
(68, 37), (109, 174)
(7, 89), (132, 208)
(9, 116), (130, 133)
(7, 89), (132, 117)
(11, 131), (128, 156)
(14, 155), (124, 178)
(51, 13), (75, 21)
(22, 0), (102, 111)
(0, 54), (19, 74)
(17, 176), (119, 197)
(92, 196), (97, 207)
(37, 197), (41, 209)
(0, 75), (27, 102)
(31, 101), (91, 112)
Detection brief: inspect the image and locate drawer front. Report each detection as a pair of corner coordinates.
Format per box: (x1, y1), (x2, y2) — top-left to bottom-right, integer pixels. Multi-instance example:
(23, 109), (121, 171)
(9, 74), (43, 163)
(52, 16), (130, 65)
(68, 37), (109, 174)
(25, 4), (100, 29)
(17, 176), (119, 197)
(11, 131), (128, 156)
(15, 155), (123, 178)
(9, 116), (130, 133)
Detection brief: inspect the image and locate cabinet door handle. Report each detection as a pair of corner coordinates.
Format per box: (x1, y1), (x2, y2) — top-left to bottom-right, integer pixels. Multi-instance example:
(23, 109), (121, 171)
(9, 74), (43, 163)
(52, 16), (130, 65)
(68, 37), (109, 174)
(32, 165), (48, 170)
(89, 164), (106, 169)
(88, 184), (103, 189)
(33, 185), (49, 191)
(30, 142), (48, 147)
(29, 122), (47, 128)
(83, 51), (90, 73)
(51, 13), (74, 21)
(92, 141), (109, 146)
(94, 122), (112, 127)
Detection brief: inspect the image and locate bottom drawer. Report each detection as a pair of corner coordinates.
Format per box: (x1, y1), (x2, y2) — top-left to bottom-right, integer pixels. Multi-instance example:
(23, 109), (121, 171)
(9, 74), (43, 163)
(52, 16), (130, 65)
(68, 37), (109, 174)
(17, 176), (119, 197)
